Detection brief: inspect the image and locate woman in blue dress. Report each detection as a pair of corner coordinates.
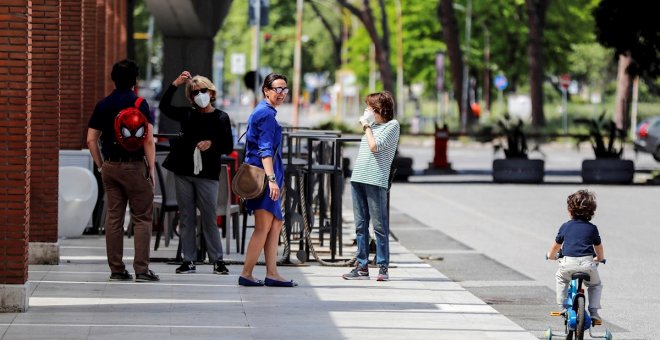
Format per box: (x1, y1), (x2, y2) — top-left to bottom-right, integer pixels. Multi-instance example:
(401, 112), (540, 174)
(239, 73), (297, 287)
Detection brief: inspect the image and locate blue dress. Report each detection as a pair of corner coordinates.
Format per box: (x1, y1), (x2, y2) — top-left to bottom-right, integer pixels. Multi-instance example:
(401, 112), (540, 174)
(244, 100), (284, 221)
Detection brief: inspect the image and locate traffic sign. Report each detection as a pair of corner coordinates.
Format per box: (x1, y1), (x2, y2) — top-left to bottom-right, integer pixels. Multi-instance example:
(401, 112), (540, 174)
(494, 75), (508, 91)
(230, 53), (246, 75)
(559, 74), (571, 90)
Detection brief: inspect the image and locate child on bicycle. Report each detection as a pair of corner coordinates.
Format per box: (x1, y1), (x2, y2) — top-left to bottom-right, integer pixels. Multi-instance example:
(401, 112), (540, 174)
(546, 189), (605, 322)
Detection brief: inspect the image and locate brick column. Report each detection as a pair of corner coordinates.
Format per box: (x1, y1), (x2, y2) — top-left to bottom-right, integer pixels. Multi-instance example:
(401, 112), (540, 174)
(82, 0), (98, 130)
(96, 0), (109, 97)
(28, 0), (61, 265)
(59, 0), (83, 149)
(0, 0), (32, 312)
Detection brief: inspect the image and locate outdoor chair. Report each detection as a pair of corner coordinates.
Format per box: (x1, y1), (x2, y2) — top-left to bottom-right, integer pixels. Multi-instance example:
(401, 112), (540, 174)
(217, 164), (241, 254)
(153, 152), (179, 250)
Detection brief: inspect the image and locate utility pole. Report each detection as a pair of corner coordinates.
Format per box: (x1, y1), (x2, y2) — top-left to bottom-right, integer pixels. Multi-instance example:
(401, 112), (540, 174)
(292, 0), (303, 127)
(251, 0), (262, 104)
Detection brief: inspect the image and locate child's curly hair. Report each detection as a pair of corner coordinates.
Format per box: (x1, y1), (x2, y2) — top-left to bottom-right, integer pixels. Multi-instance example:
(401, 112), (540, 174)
(567, 189), (597, 221)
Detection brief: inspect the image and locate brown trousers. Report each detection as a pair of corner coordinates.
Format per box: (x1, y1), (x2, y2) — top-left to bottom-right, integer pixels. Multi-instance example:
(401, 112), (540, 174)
(101, 160), (154, 274)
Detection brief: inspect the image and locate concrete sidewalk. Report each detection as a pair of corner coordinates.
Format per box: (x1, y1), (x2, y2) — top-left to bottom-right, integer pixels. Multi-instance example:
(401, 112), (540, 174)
(0, 223), (536, 340)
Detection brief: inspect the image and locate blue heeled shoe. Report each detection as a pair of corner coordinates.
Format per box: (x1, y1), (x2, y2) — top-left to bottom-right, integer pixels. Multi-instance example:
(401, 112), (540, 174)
(238, 276), (265, 286)
(264, 277), (298, 287)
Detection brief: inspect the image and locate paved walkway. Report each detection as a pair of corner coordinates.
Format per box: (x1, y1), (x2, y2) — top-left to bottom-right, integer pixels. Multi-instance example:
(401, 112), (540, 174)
(0, 213), (536, 340)
(0, 106), (540, 339)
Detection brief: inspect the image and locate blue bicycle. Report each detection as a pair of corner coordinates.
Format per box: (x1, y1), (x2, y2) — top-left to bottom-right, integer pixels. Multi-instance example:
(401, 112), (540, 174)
(545, 256), (612, 340)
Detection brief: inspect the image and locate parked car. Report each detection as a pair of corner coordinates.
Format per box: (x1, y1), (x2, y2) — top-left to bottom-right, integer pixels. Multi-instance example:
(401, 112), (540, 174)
(634, 116), (660, 161)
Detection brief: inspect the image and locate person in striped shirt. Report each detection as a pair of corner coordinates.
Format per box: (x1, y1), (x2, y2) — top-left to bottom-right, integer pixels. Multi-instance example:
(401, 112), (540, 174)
(343, 91), (400, 282)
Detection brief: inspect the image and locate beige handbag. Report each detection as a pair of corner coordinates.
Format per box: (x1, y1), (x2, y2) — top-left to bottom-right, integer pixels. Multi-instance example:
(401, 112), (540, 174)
(231, 163), (267, 200)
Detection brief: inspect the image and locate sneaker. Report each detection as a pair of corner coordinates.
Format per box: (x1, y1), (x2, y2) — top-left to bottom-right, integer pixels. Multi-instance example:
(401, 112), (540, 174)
(342, 266), (369, 280)
(135, 270), (160, 282)
(213, 260), (229, 275)
(109, 270), (132, 281)
(589, 309), (602, 324)
(377, 265), (389, 281)
(175, 261), (196, 274)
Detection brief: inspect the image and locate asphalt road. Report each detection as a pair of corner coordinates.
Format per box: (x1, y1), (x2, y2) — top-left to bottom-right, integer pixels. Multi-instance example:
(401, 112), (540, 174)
(219, 104), (659, 338)
(382, 142), (660, 339)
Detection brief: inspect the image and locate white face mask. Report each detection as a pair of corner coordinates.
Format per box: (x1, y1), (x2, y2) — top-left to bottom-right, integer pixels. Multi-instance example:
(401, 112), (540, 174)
(362, 107), (375, 124)
(194, 92), (210, 108)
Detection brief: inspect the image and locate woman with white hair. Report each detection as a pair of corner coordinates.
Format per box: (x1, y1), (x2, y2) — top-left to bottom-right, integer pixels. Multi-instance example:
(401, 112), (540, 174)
(159, 70), (234, 275)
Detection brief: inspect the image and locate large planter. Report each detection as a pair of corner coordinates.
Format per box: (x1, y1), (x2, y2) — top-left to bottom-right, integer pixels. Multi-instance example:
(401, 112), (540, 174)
(581, 159), (634, 184)
(493, 158), (544, 183)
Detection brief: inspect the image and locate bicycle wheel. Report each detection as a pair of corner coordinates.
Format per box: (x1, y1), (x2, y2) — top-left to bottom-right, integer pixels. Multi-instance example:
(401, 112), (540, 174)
(575, 296), (586, 340)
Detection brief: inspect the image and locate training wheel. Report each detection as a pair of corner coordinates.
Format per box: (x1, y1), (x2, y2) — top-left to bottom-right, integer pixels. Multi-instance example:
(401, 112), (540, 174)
(605, 329), (613, 340)
(544, 326), (553, 340)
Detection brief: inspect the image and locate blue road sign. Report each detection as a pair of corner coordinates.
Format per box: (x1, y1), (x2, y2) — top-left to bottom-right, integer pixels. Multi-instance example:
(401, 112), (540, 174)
(494, 75), (508, 91)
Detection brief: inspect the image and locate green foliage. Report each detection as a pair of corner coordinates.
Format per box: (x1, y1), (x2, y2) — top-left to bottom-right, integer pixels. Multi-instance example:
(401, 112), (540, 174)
(567, 42), (615, 86)
(133, 0), (649, 120)
(215, 0), (340, 86)
(573, 111), (626, 159)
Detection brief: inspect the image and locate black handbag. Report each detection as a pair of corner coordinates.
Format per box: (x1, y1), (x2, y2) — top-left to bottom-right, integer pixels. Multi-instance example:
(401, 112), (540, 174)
(162, 135), (186, 172)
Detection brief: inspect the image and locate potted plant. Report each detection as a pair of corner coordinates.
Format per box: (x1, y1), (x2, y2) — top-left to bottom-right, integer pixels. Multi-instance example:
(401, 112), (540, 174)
(492, 114), (544, 183)
(574, 112), (634, 184)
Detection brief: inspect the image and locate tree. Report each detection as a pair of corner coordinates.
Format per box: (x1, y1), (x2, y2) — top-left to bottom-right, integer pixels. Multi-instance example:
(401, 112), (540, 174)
(437, 0), (466, 121)
(525, 0), (549, 127)
(337, 0), (394, 94)
(594, 0), (660, 131)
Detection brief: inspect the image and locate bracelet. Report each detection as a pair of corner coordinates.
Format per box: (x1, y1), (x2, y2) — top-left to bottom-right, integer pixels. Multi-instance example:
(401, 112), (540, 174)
(363, 125), (370, 132)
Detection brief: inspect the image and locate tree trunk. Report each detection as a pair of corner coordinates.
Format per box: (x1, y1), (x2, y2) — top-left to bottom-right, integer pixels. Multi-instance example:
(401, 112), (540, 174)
(526, 0), (548, 127)
(483, 30), (491, 115)
(614, 52), (633, 131)
(437, 0), (464, 118)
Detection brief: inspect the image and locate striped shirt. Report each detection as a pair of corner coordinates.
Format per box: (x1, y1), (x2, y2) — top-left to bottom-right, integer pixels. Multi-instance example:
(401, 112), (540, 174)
(351, 119), (400, 188)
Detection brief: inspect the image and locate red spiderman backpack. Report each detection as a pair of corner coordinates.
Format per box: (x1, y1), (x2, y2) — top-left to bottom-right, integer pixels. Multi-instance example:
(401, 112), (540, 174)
(114, 97), (148, 151)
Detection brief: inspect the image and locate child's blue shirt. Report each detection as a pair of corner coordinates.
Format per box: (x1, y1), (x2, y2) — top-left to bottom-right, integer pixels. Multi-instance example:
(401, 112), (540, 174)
(555, 219), (602, 257)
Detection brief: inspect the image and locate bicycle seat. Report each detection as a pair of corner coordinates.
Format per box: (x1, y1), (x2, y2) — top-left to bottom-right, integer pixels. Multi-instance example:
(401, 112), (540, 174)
(571, 272), (590, 281)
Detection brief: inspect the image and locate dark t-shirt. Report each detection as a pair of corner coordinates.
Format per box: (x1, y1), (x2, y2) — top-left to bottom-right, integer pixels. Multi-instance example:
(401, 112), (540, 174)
(555, 219), (602, 257)
(88, 88), (153, 160)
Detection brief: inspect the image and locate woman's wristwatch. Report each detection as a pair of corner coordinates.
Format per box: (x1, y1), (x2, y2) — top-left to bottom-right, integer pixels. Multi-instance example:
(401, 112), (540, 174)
(267, 174), (276, 183)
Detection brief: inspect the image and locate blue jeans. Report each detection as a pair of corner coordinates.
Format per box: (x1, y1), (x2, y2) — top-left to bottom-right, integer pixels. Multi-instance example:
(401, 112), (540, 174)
(351, 181), (389, 268)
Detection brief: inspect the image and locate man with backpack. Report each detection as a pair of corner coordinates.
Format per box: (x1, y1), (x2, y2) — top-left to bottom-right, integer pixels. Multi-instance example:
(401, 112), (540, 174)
(87, 59), (159, 282)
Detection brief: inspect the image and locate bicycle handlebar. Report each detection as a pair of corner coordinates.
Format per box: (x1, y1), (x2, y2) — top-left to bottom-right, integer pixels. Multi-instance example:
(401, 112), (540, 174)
(544, 254), (606, 264)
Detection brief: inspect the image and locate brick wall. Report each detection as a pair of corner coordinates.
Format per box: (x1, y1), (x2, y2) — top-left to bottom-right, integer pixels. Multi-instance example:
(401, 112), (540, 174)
(81, 0), (98, 134)
(29, 0), (60, 242)
(59, 0), (83, 149)
(0, 0), (32, 284)
(0, 0), (128, 286)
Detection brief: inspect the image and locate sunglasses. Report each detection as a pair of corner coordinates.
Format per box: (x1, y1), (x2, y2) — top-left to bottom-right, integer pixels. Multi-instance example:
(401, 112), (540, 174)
(271, 87), (289, 94)
(191, 88), (208, 96)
